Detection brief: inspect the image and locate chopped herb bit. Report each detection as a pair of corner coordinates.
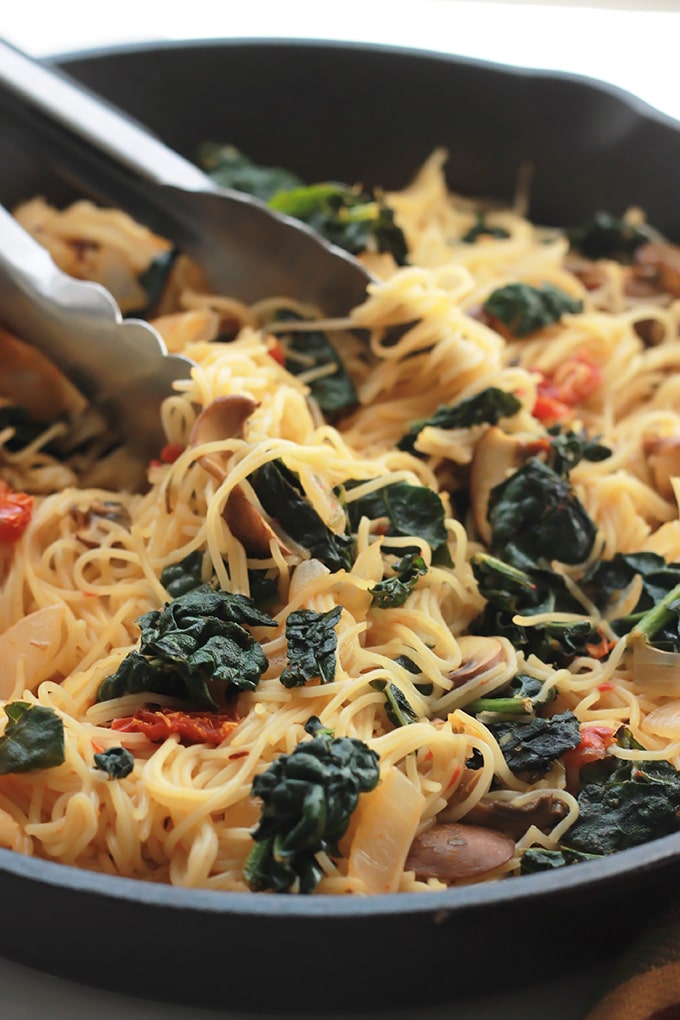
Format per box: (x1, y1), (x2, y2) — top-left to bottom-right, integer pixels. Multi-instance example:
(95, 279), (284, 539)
(398, 387), (521, 456)
(94, 746), (135, 779)
(280, 606), (342, 688)
(0, 703), (64, 774)
(547, 426), (611, 476)
(483, 282), (583, 337)
(244, 716), (380, 893)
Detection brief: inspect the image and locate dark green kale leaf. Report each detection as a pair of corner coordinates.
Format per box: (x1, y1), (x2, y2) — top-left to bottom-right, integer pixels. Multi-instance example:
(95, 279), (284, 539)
(247, 568), (280, 609)
(269, 183), (408, 264)
(487, 710), (581, 775)
(244, 715), (380, 893)
(393, 654), (434, 696)
(461, 213), (510, 243)
(249, 460), (354, 572)
(566, 211), (655, 262)
(584, 552), (680, 649)
(280, 606), (342, 688)
(547, 426), (611, 477)
(274, 310), (357, 416)
(97, 586), (276, 709)
(397, 387), (521, 456)
(370, 553), (428, 609)
(464, 672), (556, 717)
(198, 142), (303, 201)
(160, 550), (205, 598)
(565, 754), (680, 855)
(520, 847), (602, 874)
(369, 679), (419, 727)
(488, 458), (598, 568)
(128, 248), (178, 318)
(0, 703), (65, 774)
(471, 553), (599, 667)
(483, 282), (583, 338)
(347, 481), (451, 566)
(93, 746), (135, 779)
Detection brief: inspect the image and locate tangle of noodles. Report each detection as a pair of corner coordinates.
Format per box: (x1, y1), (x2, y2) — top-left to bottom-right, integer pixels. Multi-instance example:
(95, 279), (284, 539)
(2, 147), (680, 894)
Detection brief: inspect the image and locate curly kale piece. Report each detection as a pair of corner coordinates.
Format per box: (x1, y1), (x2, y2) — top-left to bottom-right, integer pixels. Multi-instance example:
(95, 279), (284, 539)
(566, 211), (655, 262)
(487, 710), (581, 776)
(471, 552), (599, 667)
(197, 142), (303, 201)
(97, 586), (276, 709)
(280, 607), (342, 688)
(546, 426), (611, 477)
(369, 679), (419, 727)
(244, 716), (380, 893)
(250, 460), (354, 573)
(269, 183), (408, 264)
(488, 458), (597, 568)
(565, 752), (680, 855)
(160, 550), (205, 599)
(273, 309), (357, 417)
(0, 703), (65, 774)
(483, 282), (583, 337)
(93, 746), (135, 780)
(347, 481), (451, 566)
(370, 553), (428, 609)
(461, 213), (510, 243)
(397, 387), (521, 456)
(520, 847), (602, 873)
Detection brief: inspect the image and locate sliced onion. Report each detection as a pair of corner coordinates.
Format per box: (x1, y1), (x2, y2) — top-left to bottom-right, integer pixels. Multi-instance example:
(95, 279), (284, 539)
(632, 638), (680, 694)
(643, 701), (680, 739)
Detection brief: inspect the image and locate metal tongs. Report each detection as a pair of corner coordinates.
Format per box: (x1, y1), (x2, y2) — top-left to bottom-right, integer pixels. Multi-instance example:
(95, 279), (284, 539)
(0, 39), (374, 458)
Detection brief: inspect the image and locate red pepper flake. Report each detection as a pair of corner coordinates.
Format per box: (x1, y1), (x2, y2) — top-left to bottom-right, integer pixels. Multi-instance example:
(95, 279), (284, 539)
(228, 750), (249, 760)
(0, 481), (34, 544)
(597, 681), (614, 692)
(266, 336), (286, 366)
(585, 631), (616, 660)
(111, 707), (239, 746)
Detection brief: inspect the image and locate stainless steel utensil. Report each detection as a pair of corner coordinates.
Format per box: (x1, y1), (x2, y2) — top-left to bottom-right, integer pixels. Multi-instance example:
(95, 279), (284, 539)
(0, 202), (191, 459)
(0, 39), (374, 314)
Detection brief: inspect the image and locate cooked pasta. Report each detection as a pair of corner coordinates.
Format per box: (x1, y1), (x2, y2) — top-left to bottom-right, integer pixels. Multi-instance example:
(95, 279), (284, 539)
(2, 145), (680, 895)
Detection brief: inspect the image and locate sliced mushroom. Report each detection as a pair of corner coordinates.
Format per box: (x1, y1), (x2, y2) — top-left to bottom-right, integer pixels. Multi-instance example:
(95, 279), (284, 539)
(643, 433), (680, 502)
(405, 821), (515, 882)
(464, 793), (567, 841)
(70, 499), (131, 548)
(469, 426), (534, 545)
(448, 635), (507, 688)
(633, 242), (680, 298)
(189, 395), (259, 482)
(223, 485), (283, 559)
(190, 397), (292, 559)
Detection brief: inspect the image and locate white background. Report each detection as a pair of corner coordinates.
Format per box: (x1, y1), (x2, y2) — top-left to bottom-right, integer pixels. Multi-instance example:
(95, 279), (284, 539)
(1, 2), (678, 1017)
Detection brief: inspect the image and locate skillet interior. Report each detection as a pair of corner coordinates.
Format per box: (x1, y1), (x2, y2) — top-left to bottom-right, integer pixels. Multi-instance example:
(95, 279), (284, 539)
(0, 38), (679, 1013)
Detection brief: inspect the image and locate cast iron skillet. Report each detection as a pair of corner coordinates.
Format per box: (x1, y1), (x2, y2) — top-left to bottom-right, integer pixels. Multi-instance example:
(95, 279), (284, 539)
(1, 38), (680, 1014)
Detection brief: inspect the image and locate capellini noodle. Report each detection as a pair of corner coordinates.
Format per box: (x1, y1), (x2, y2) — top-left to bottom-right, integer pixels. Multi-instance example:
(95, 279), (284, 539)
(1, 146), (680, 894)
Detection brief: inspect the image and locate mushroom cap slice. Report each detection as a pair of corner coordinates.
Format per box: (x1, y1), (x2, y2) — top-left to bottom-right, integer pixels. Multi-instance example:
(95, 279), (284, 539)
(405, 821), (515, 883)
(189, 394), (259, 482)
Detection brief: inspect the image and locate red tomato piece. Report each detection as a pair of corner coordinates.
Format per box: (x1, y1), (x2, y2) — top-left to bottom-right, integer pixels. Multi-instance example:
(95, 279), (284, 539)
(563, 724), (616, 791)
(112, 707), (239, 746)
(159, 443), (185, 464)
(0, 481), (34, 544)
